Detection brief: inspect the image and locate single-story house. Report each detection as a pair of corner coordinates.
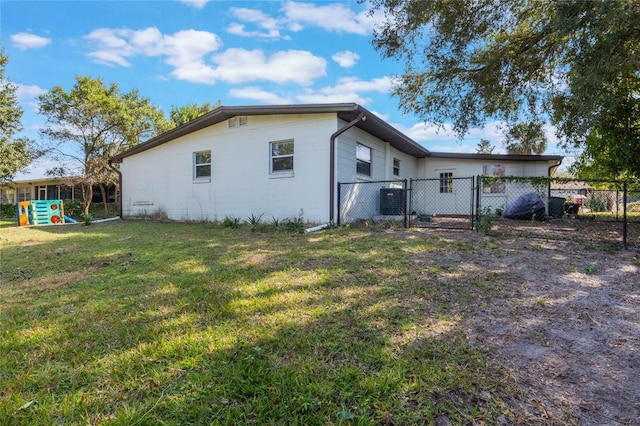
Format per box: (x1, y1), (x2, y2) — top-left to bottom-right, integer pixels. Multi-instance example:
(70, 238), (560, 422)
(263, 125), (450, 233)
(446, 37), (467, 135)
(0, 177), (79, 204)
(0, 177), (116, 205)
(110, 103), (563, 224)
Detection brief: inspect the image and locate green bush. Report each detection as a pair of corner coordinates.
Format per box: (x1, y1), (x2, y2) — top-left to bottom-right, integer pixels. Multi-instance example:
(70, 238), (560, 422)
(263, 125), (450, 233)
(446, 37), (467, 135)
(0, 203), (16, 218)
(476, 207), (494, 235)
(62, 199), (82, 218)
(586, 195), (606, 212)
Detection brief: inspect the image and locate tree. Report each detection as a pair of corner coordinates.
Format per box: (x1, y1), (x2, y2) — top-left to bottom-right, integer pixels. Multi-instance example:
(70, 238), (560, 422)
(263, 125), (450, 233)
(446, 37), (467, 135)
(38, 76), (169, 214)
(476, 138), (494, 154)
(367, 0), (640, 161)
(169, 101), (218, 127)
(0, 50), (38, 183)
(504, 122), (547, 155)
(573, 79), (640, 180)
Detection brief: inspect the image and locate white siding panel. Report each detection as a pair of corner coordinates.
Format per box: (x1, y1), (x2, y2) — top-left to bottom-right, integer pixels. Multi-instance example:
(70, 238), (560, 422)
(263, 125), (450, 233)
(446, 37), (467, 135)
(336, 125), (419, 183)
(121, 113), (336, 223)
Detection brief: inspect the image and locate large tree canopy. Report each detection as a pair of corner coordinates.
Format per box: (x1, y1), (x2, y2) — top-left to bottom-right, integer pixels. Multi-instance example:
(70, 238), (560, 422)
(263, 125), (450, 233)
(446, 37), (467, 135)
(573, 78), (640, 181)
(504, 121), (547, 155)
(39, 75), (169, 213)
(367, 0), (640, 165)
(0, 50), (37, 183)
(169, 102), (217, 128)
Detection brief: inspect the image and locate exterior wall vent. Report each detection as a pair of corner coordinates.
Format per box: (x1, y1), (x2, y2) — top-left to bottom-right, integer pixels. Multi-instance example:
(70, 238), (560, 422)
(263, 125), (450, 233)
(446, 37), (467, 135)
(228, 116), (248, 128)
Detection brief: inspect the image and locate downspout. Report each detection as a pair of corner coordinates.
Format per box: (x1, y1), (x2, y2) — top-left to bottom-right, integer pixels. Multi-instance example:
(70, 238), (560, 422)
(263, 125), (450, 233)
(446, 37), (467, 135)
(108, 159), (123, 218)
(547, 159), (562, 220)
(329, 112), (365, 222)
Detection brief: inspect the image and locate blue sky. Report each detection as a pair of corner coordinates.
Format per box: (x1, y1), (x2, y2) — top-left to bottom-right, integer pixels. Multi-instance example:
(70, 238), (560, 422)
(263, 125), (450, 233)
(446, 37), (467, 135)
(2, 0), (567, 178)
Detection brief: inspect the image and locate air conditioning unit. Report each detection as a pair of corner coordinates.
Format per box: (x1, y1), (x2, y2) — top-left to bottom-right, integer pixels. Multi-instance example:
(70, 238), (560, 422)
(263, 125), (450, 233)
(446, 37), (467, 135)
(380, 188), (405, 215)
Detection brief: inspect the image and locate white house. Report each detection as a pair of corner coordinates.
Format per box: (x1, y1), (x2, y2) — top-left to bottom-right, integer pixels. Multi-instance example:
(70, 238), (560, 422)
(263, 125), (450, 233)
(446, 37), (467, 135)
(110, 103), (563, 224)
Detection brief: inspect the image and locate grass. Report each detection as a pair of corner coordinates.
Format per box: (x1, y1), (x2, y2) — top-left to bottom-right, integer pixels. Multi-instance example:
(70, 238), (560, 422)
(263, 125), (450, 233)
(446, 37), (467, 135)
(1, 220), (516, 425)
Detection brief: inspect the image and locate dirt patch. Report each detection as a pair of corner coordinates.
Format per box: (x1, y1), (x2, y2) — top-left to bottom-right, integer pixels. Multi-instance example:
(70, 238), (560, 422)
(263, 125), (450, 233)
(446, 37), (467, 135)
(410, 224), (640, 425)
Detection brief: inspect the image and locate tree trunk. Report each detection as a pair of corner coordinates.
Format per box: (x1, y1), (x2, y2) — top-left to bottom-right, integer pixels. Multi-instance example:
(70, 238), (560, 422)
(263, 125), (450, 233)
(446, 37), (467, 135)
(83, 185), (93, 215)
(100, 184), (108, 217)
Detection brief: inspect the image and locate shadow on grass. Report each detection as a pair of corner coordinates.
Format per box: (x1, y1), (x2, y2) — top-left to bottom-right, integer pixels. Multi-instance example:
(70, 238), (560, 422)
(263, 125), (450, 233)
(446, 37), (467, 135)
(8, 220), (629, 423)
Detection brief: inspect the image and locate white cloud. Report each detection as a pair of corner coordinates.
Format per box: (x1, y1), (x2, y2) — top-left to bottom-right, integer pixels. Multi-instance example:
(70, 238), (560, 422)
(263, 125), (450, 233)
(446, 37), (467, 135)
(226, 22), (285, 40)
(210, 48), (326, 85)
(228, 7), (286, 39)
(11, 32), (51, 50)
(332, 51), (360, 68)
(282, 1), (374, 35)
(15, 83), (47, 112)
(85, 27), (223, 83)
(15, 83), (47, 101)
(391, 120), (510, 153)
(226, 2), (373, 40)
(229, 87), (293, 104)
(179, 0), (210, 10)
(296, 76), (392, 104)
(85, 27), (327, 85)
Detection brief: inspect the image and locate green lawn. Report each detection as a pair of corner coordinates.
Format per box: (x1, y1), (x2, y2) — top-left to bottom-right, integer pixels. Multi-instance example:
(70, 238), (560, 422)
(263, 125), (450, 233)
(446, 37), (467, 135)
(1, 220), (515, 425)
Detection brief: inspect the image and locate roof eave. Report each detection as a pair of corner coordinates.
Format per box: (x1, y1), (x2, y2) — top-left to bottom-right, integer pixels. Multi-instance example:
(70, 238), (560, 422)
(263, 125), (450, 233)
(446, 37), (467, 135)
(111, 103), (431, 161)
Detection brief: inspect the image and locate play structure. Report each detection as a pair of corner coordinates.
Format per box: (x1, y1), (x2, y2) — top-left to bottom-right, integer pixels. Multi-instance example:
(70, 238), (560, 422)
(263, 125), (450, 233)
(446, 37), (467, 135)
(15, 200), (76, 226)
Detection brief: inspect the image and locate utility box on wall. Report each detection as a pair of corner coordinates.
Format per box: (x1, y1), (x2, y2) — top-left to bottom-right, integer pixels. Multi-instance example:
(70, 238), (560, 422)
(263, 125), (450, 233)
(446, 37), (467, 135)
(380, 188), (405, 215)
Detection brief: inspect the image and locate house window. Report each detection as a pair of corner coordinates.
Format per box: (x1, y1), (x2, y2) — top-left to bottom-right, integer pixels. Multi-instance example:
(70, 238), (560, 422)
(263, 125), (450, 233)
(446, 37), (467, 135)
(17, 187), (32, 202)
(393, 158), (400, 176)
(194, 150), (211, 180)
(0, 188), (15, 203)
(356, 143), (372, 176)
(270, 139), (294, 174)
(439, 172), (454, 193)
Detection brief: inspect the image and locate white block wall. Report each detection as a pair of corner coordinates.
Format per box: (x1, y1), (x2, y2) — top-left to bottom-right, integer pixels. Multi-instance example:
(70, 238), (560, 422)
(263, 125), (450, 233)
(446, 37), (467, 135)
(121, 113), (336, 223)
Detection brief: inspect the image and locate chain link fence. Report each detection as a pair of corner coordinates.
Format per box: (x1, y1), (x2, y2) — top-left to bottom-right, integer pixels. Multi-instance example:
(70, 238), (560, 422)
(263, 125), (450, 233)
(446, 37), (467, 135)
(338, 180), (408, 226)
(408, 177), (475, 229)
(477, 176), (640, 249)
(337, 177), (475, 230)
(338, 176), (639, 249)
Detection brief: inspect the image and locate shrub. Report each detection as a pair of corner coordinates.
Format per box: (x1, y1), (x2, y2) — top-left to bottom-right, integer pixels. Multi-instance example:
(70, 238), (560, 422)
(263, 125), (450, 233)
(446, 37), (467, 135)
(222, 216), (241, 228)
(476, 207), (495, 235)
(0, 203), (16, 218)
(586, 195), (606, 212)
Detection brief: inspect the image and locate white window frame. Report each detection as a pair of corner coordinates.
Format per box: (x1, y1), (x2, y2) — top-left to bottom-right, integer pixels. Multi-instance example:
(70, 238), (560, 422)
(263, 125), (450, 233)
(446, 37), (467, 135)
(17, 187), (32, 202)
(193, 150), (211, 181)
(439, 172), (454, 193)
(269, 139), (294, 175)
(393, 158), (400, 176)
(356, 143), (372, 177)
(0, 188), (15, 203)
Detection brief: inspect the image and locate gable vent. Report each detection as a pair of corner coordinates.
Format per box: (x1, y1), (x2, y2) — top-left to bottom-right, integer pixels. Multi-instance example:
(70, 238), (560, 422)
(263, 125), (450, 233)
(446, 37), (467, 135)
(228, 116), (248, 128)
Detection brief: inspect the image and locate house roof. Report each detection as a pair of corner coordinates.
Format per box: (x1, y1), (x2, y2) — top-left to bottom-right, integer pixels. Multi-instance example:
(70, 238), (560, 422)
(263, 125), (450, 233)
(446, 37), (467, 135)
(428, 151), (563, 162)
(111, 103), (431, 161)
(429, 151), (564, 175)
(110, 102), (565, 166)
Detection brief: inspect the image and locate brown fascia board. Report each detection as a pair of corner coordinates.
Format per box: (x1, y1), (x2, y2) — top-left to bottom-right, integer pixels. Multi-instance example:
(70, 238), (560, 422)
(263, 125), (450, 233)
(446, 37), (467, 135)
(111, 103), (431, 162)
(428, 151), (564, 162)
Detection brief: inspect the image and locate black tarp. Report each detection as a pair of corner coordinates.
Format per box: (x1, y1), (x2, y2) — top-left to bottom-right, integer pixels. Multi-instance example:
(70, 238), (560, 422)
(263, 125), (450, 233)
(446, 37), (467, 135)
(503, 192), (547, 221)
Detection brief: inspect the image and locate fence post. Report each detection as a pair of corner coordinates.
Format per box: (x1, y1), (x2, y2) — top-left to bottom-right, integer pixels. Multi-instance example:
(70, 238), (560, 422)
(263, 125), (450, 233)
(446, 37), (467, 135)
(623, 181), (627, 249)
(470, 176), (476, 229)
(337, 182), (342, 227)
(475, 176), (481, 230)
(403, 179), (408, 228)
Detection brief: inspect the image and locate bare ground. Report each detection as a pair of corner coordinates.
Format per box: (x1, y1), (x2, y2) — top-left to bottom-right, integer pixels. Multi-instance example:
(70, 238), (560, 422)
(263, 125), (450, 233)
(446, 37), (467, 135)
(410, 219), (640, 425)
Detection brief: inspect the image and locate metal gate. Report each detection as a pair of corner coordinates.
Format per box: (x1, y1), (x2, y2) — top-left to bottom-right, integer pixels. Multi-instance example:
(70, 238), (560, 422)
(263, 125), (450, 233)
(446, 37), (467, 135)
(408, 177), (475, 229)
